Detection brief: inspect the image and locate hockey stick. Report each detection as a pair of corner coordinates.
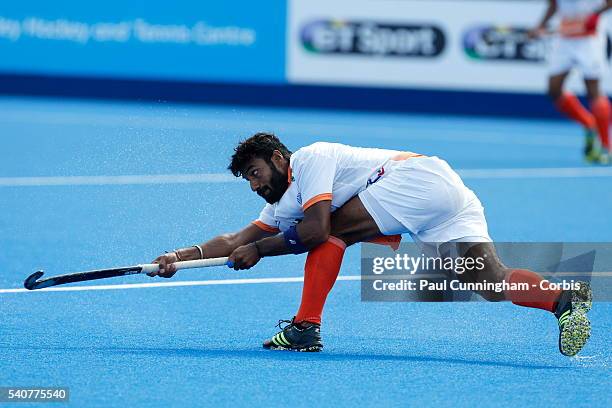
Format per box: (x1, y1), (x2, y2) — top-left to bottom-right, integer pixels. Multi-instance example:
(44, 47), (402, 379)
(23, 257), (230, 290)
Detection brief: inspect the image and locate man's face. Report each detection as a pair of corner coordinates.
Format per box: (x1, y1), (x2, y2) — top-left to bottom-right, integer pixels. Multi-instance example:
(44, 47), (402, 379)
(242, 157), (289, 204)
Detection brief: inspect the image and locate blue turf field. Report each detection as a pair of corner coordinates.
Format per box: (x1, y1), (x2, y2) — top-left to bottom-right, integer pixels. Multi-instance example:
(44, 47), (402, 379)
(0, 97), (611, 407)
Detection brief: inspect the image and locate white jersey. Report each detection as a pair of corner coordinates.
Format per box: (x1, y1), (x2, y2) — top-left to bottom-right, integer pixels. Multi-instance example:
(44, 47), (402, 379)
(556, 0), (604, 37)
(548, 0), (606, 77)
(557, 0), (603, 19)
(252, 142), (422, 233)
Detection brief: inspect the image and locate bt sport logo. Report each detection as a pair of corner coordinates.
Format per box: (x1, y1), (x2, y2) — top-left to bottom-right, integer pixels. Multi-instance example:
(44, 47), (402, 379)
(300, 20), (446, 57)
(463, 25), (612, 62)
(463, 26), (548, 62)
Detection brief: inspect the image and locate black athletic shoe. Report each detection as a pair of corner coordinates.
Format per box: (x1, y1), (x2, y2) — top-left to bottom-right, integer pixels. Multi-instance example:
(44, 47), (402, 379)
(263, 318), (323, 352)
(584, 128), (601, 163)
(554, 281), (592, 357)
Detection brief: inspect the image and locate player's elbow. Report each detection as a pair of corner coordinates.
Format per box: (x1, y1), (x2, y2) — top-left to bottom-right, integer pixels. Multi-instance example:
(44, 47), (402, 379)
(301, 224), (330, 249)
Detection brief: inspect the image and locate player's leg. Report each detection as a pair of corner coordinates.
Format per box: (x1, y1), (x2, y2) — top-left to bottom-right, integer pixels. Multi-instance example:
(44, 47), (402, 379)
(550, 72), (595, 130)
(398, 156), (593, 356)
(262, 236), (346, 351)
(585, 78), (610, 164)
(550, 72), (594, 126)
(328, 192), (578, 313)
(330, 196), (384, 246)
(305, 177), (592, 356)
(579, 35), (609, 163)
(548, 71), (569, 101)
(263, 196), (384, 351)
(294, 196), (383, 321)
(548, 37), (599, 161)
(444, 241), (560, 304)
(291, 195), (398, 322)
(445, 241), (592, 356)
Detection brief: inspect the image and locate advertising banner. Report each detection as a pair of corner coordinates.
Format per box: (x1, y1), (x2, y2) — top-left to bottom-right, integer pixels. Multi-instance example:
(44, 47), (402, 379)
(288, 0), (612, 94)
(361, 242), (612, 302)
(0, 1), (286, 83)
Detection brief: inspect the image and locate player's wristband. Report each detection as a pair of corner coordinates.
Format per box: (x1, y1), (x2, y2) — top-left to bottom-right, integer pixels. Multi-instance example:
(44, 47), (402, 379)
(192, 245), (204, 259)
(283, 225), (308, 254)
(173, 249), (184, 261)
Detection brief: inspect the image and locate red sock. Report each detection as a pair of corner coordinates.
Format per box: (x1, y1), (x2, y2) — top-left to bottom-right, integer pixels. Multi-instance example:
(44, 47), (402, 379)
(556, 93), (596, 129)
(367, 234), (402, 251)
(591, 95), (611, 150)
(295, 236), (346, 325)
(504, 269), (562, 312)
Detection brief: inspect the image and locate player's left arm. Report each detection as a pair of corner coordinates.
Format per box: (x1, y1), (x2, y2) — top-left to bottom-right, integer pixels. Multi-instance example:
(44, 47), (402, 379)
(585, 1), (612, 31)
(597, 1), (612, 13)
(227, 200), (331, 270)
(260, 199), (332, 254)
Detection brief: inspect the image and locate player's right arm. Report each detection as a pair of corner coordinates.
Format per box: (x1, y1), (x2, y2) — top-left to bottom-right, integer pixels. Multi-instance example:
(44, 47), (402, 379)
(149, 223), (275, 277)
(529, 0), (557, 38)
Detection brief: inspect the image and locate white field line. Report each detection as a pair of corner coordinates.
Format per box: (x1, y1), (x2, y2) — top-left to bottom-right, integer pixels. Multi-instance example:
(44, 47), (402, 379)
(0, 275), (361, 294)
(457, 167), (612, 179)
(0, 99), (580, 147)
(1, 167), (612, 187)
(2, 272), (610, 294)
(0, 173), (237, 186)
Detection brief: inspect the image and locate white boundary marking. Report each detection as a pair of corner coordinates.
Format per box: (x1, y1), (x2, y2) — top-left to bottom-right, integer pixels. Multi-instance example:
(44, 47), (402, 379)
(0, 275), (361, 294)
(457, 167), (612, 179)
(2, 272), (609, 294)
(0, 173), (237, 187)
(1, 167), (611, 187)
(0, 104), (579, 147)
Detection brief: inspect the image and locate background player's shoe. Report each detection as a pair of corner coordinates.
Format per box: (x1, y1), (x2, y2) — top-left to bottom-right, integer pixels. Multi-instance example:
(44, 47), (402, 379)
(263, 318), (323, 352)
(584, 129), (602, 163)
(554, 282), (592, 356)
(597, 150), (610, 165)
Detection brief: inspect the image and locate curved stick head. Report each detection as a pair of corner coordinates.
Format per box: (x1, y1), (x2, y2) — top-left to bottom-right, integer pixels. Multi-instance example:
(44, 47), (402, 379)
(24, 270), (45, 290)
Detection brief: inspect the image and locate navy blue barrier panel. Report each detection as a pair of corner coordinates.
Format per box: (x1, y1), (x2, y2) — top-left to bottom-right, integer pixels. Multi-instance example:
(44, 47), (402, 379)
(0, 2), (285, 83)
(0, 72), (561, 119)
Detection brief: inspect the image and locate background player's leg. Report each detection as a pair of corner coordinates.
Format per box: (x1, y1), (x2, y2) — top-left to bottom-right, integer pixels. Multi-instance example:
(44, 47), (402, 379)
(548, 72), (568, 102)
(551, 73), (596, 131)
(551, 72), (598, 161)
(585, 78), (611, 161)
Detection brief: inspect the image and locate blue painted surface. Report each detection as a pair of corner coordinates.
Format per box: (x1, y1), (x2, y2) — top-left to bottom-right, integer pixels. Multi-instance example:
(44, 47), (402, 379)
(0, 97), (610, 407)
(0, 2), (286, 83)
(0, 73), (562, 118)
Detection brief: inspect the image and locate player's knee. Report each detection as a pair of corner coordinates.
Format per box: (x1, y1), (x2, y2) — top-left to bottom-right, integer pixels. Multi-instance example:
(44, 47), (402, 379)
(548, 74), (565, 101)
(474, 266), (508, 302)
(548, 87), (562, 101)
(587, 88), (600, 101)
(330, 232), (356, 247)
(479, 290), (506, 302)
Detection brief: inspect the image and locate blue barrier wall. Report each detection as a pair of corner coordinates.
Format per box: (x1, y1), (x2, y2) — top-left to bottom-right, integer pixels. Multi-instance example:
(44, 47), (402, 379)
(0, 1), (581, 119)
(0, 1), (286, 83)
(0, 73), (560, 118)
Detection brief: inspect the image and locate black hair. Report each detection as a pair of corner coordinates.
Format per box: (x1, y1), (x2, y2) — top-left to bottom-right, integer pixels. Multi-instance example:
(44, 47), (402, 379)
(228, 132), (292, 177)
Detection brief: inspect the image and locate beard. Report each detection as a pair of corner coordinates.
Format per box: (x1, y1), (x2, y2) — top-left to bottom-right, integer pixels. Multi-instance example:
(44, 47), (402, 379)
(259, 164), (289, 204)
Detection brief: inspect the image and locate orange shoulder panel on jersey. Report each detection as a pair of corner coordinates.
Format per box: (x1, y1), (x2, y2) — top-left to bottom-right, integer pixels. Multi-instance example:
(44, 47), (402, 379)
(303, 193), (333, 211)
(252, 220), (280, 233)
(559, 17), (593, 37)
